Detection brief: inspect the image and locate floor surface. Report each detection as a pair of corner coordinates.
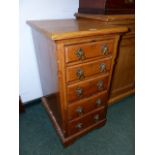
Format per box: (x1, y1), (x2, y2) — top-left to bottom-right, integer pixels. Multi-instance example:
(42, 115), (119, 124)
(19, 95), (135, 155)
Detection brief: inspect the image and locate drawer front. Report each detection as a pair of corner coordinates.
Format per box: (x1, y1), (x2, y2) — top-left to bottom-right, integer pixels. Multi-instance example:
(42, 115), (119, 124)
(65, 39), (114, 64)
(67, 75), (109, 103)
(67, 91), (108, 120)
(67, 108), (107, 136)
(66, 57), (112, 83)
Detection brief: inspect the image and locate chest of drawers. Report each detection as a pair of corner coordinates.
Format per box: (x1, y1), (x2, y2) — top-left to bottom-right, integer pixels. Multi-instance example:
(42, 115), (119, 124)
(78, 0), (135, 14)
(76, 14), (135, 105)
(27, 19), (127, 146)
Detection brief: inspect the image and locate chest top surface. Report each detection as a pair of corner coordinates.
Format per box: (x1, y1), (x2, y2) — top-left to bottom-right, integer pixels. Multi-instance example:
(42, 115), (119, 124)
(27, 19), (128, 40)
(75, 14), (135, 21)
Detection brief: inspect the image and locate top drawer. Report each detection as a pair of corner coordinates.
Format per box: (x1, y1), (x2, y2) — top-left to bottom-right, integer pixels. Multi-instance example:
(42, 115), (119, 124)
(65, 39), (114, 64)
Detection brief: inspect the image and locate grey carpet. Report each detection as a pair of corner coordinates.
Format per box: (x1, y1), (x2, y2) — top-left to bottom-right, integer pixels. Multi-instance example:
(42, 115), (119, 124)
(19, 95), (135, 155)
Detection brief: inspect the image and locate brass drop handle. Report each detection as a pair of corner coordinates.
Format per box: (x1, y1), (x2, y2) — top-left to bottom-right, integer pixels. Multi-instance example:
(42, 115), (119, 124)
(96, 99), (102, 107)
(99, 63), (106, 72)
(76, 123), (83, 129)
(76, 87), (83, 97)
(76, 107), (83, 115)
(101, 45), (109, 55)
(76, 68), (85, 80)
(94, 114), (100, 123)
(76, 48), (85, 60)
(97, 80), (104, 91)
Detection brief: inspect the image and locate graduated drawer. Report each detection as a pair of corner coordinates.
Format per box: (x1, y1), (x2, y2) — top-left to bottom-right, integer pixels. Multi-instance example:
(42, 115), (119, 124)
(65, 39), (114, 64)
(66, 57), (112, 83)
(67, 74), (109, 103)
(67, 107), (106, 136)
(67, 91), (107, 121)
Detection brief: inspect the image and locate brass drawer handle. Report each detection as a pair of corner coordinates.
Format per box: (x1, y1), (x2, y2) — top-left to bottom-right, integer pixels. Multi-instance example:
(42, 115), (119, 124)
(76, 68), (85, 80)
(94, 114), (100, 123)
(76, 107), (83, 116)
(76, 48), (85, 60)
(97, 80), (104, 91)
(96, 99), (102, 107)
(76, 123), (83, 130)
(101, 45), (109, 55)
(76, 87), (83, 97)
(99, 63), (106, 72)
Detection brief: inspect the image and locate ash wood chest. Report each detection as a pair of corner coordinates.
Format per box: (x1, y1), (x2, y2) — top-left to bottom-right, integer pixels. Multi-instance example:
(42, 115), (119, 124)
(27, 19), (127, 146)
(76, 14), (135, 105)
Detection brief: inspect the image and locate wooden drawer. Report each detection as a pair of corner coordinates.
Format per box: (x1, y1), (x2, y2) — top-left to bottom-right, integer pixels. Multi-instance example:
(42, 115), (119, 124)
(67, 91), (107, 120)
(66, 57), (112, 83)
(65, 39), (114, 64)
(67, 107), (106, 136)
(67, 74), (109, 103)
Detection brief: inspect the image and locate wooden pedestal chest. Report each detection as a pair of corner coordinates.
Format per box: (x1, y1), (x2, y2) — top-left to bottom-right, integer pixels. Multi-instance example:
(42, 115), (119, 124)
(27, 19), (127, 146)
(76, 14), (135, 105)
